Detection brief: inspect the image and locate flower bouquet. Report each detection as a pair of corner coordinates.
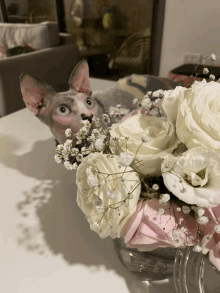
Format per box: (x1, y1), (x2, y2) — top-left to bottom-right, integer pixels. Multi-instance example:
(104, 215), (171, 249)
(54, 54), (220, 290)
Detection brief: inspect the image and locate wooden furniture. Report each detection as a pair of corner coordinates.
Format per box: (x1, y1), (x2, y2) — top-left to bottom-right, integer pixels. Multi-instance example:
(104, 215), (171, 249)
(108, 29), (151, 77)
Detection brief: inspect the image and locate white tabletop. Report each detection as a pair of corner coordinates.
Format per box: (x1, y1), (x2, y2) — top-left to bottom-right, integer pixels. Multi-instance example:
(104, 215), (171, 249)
(0, 78), (175, 293)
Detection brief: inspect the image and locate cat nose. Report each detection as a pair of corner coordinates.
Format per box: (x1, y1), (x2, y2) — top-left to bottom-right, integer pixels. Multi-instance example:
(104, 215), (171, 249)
(81, 114), (93, 123)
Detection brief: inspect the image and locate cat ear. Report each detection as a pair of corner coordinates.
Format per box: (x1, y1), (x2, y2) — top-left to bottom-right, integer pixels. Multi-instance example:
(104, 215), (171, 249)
(20, 73), (55, 115)
(69, 60), (91, 95)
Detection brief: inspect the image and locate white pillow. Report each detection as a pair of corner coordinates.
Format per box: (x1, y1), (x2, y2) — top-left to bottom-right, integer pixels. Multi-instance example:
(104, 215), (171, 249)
(0, 21), (59, 50)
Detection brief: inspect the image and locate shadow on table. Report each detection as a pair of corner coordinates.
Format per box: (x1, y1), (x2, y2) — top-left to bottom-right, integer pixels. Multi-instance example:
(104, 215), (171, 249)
(0, 135), (152, 293)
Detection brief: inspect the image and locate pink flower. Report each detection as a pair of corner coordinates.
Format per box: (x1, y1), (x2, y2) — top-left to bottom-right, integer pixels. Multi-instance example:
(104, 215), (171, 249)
(122, 198), (198, 251)
(200, 205), (220, 270)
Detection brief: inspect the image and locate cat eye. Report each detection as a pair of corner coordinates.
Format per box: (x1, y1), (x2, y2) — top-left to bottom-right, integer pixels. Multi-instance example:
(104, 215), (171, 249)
(56, 105), (71, 116)
(86, 98), (95, 108)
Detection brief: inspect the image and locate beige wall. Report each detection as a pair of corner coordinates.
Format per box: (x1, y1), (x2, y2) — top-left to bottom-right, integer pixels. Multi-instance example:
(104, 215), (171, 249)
(159, 0), (220, 77)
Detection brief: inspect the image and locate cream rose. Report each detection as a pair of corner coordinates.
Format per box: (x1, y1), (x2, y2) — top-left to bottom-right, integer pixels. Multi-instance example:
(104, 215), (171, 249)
(175, 80), (220, 150)
(76, 153), (141, 238)
(162, 86), (187, 124)
(109, 114), (180, 176)
(161, 147), (220, 208)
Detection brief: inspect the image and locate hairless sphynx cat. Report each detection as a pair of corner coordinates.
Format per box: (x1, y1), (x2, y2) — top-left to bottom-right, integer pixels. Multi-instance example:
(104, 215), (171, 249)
(20, 60), (179, 145)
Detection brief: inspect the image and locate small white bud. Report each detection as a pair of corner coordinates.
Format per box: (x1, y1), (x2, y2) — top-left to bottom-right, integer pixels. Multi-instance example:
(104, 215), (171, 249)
(65, 128), (72, 137)
(203, 68), (209, 74)
(214, 225), (220, 233)
(211, 53), (216, 61)
(209, 74), (215, 81)
(197, 216), (209, 225)
(182, 206), (191, 214)
(152, 184), (159, 190)
(141, 134), (148, 142)
(161, 193), (170, 203)
(172, 229), (181, 239)
(193, 245), (202, 253)
(133, 98), (139, 105)
(56, 144), (64, 153)
(94, 138), (105, 151)
(54, 154), (62, 163)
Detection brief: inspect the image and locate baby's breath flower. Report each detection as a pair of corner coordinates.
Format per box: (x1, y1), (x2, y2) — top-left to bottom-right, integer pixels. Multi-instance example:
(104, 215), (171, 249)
(176, 207), (181, 212)
(217, 78), (220, 83)
(116, 104), (121, 109)
(152, 184), (159, 191)
(117, 152), (133, 167)
(81, 146), (90, 155)
(214, 225), (220, 233)
(172, 229), (181, 240)
(64, 139), (73, 148)
(76, 133), (83, 140)
(72, 162), (78, 170)
(144, 91), (152, 98)
(182, 206), (191, 214)
(197, 207), (205, 217)
(114, 112), (120, 118)
(158, 208), (164, 214)
(153, 98), (163, 108)
(54, 154), (62, 163)
(94, 138), (105, 151)
(180, 226), (186, 232)
(87, 136), (95, 143)
(79, 126), (89, 136)
(203, 67), (209, 74)
(211, 53), (216, 61)
(152, 89), (164, 98)
(95, 119), (101, 128)
(209, 74), (215, 81)
(76, 154), (84, 162)
(56, 144), (64, 153)
(71, 148), (79, 156)
(102, 114), (110, 124)
(141, 134), (148, 142)
(65, 128), (72, 137)
(64, 161), (74, 170)
(87, 174), (99, 187)
(133, 98), (139, 105)
(81, 120), (91, 128)
(161, 193), (170, 203)
(197, 216), (209, 225)
(91, 129), (100, 138)
(141, 97), (152, 110)
(63, 154), (70, 161)
(120, 109), (126, 117)
(76, 139), (82, 145)
(109, 110), (115, 117)
(193, 245), (202, 252)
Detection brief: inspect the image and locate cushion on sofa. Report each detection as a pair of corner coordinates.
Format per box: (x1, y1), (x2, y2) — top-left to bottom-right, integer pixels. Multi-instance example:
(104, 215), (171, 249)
(0, 22), (59, 50)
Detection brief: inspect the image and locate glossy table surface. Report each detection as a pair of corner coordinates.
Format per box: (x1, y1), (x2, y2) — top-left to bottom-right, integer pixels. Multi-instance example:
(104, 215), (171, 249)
(0, 78), (175, 293)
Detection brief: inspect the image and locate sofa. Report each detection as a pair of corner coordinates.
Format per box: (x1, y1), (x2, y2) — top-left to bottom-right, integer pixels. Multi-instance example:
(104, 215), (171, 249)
(0, 21), (79, 117)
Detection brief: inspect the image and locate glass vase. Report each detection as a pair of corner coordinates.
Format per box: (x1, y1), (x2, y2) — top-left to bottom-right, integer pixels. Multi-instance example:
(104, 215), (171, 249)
(113, 238), (220, 293)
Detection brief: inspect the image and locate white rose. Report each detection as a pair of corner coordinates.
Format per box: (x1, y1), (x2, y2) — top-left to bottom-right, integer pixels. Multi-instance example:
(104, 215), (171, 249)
(76, 153), (141, 238)
(109, 114), (180, 176)
(175, 80), (220, 150)
(161, 147), (220, 208)
(162, 86), (187, 124)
